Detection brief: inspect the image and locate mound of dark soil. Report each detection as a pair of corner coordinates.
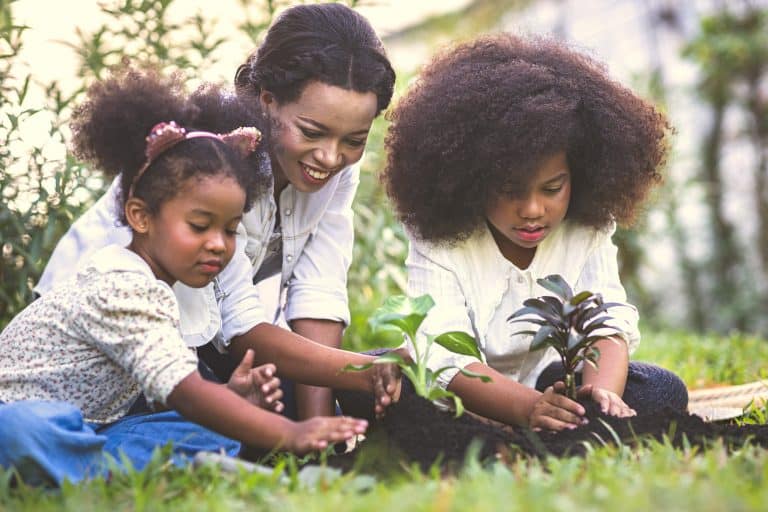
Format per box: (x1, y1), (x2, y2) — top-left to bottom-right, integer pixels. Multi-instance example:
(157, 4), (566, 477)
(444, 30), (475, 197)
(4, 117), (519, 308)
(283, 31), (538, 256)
(331, 393), (768, 472)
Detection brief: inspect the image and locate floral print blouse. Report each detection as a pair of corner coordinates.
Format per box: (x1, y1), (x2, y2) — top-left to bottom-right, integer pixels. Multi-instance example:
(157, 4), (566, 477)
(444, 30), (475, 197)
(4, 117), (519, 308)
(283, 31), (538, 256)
(0, 244), (198, 424)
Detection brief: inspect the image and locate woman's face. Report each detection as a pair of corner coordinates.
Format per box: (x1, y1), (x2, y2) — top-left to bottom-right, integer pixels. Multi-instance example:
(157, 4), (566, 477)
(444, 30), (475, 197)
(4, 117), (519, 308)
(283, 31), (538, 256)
(485, 151), (571, 267)
(260, 81), (378, 193)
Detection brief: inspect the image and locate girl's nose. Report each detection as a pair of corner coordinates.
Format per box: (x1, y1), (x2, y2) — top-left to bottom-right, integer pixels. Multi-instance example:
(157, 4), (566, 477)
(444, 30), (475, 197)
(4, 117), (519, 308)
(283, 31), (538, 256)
(518, 195), (545, 219)
(206, 232), (226, 253)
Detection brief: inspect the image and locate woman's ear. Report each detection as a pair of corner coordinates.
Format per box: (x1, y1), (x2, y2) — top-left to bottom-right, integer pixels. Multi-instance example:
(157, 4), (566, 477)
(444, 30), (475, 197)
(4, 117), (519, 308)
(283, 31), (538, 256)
(125, 197), (151, 234)
(259, 89), (276, 113)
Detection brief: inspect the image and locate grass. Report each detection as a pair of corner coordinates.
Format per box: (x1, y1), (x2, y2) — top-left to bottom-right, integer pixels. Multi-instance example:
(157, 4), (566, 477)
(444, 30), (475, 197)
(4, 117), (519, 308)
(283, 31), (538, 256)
(2, 328), (767, 510)
(635, 327), (768, 389)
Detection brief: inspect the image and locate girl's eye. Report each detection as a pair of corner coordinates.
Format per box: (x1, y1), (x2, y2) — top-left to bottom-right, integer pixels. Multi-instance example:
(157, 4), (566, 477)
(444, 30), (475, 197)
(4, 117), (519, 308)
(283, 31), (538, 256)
(543, 186), (563, 194)
(225, 228), (238, 236)
(189, 223), (208, 233)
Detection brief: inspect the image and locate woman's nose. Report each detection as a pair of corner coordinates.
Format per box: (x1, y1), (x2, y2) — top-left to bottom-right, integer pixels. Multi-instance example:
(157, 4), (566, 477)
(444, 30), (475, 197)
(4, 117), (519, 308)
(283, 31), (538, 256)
(314, 141), (343, 169)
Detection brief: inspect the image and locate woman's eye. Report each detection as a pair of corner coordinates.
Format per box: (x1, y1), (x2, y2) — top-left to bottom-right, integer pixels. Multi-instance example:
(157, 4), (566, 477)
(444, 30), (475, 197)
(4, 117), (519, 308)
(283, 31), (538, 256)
(189, 223), (207, 232)
(225, 228), (238, 236)
(543, 186), (563, 194)
(300, 127), (322, 139)
(346, 138), (366, 148)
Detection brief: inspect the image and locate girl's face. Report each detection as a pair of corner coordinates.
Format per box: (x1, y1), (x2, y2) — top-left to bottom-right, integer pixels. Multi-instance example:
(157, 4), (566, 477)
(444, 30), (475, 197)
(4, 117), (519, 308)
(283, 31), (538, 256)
(485, 151), (571, 268)
(260, 81), (378, 193)
(128, 175), (246, 287)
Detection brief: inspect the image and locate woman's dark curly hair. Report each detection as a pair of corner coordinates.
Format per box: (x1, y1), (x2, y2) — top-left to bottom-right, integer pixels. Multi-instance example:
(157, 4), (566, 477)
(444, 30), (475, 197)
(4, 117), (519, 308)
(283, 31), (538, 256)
(234, 3), (395, 115)
(383, 33), (671, 243)
(70, 68), (270, 224)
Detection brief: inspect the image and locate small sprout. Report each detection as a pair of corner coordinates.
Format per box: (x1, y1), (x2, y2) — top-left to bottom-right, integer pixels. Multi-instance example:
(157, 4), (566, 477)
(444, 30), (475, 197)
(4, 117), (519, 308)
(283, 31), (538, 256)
(509, 274), (625, 400)
(344, 294), (490, 417)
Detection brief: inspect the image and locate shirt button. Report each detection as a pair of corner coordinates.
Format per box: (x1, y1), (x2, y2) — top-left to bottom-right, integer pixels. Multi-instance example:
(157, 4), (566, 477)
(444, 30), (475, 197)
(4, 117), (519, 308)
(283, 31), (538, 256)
(517, 276), (525, 284)
(286, 255), (293, 262)
(284, 208), (292, 216)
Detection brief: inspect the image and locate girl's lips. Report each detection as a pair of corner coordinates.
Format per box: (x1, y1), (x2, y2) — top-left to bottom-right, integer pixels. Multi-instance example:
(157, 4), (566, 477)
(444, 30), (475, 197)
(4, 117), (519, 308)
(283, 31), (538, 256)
(198, 261), (223, 274)
(514, 227), (546, 242)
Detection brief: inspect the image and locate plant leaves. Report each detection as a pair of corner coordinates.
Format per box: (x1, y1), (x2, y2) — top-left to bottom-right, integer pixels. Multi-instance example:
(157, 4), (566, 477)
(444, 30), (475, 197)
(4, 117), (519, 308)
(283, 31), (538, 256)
(570, 290), (595, 305)
(371, 352), (407, 366)
(368, 294), (436, 341)
(427, 387), (465, 417)
(433, 331), (482, 360)
(457, 367), (492, 382)
(341, 363), (373, 372)
(536, 274), (573, 301)
(530, 325), (556, 351)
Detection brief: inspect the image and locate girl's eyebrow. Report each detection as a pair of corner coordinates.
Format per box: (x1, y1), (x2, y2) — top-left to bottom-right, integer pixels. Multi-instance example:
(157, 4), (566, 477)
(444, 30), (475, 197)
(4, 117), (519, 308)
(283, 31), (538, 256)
(189, 209), (242, 219)
(296, 116), (370, 136)
(543, 172), (570, 184)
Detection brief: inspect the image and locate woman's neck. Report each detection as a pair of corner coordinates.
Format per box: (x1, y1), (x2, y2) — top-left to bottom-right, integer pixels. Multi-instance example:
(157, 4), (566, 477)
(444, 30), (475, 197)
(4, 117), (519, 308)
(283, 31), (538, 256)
(272, 173), (289, 207)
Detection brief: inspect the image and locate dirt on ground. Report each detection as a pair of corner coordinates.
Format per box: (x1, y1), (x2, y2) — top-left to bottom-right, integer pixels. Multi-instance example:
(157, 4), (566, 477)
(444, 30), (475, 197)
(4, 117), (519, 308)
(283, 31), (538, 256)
(329, 392), (768, 473)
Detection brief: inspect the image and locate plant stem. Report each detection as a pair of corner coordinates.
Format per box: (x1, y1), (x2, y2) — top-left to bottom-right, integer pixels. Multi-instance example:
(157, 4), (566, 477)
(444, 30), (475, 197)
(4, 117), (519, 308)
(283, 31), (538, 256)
(564, 372), (576, 400)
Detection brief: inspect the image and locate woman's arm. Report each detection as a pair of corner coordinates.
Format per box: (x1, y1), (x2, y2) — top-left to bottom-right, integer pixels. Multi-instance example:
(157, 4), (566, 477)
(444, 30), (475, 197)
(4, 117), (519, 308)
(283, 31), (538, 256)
(229, 322), (399, 415)
(289, 318), (344, 418)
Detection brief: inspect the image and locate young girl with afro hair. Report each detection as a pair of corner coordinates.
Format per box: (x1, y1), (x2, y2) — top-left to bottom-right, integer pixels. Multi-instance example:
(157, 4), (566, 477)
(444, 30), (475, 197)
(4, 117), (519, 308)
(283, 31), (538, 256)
(382, 34), (688, 431)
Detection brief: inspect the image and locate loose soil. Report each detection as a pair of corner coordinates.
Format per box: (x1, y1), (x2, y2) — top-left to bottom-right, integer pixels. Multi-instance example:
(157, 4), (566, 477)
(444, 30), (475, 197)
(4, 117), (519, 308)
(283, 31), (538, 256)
(330, 392), (768, 473)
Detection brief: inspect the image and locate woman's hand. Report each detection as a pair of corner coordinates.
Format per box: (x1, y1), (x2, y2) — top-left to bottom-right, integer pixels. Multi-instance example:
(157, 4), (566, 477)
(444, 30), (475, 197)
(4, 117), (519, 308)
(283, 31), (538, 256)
(577, 384), (636, 418)
(227, 349), (284, 413)
(367, 348), (407, 419)
(285, 416), (368, 454)
(528, 381), (587, 431)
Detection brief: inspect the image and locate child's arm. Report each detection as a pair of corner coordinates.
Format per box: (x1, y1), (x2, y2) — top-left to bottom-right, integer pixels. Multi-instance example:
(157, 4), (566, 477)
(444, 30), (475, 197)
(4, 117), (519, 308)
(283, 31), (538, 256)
(578, 336), (635, 417)
(448, 362), (587, 431)
(227, 349), (283, 413)
(167, 370), (367, 454)
(229, 323), (400, 417)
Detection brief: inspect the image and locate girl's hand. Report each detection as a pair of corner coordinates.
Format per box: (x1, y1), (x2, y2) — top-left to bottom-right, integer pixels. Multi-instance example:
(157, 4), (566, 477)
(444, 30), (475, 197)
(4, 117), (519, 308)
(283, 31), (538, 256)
(368, 348), (407, 419)
(286, 416), (368, 454)
(227, 349), (284, 413)
(528, 381), (586, 431)
(577, 384), (636, 418)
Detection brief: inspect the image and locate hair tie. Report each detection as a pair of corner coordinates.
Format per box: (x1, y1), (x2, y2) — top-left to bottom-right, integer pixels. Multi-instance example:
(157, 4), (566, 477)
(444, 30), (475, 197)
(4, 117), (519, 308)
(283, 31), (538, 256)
(128, 121), (262, 198)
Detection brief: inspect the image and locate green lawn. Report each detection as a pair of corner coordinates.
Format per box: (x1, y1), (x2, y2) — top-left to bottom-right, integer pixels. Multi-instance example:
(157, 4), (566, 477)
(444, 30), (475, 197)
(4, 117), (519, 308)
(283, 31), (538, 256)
(2, 328), (767, 511)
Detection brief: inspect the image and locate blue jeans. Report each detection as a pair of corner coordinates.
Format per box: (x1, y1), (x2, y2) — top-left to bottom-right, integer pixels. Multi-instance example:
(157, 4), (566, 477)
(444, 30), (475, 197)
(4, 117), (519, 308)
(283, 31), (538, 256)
(0, 400), (239, 486)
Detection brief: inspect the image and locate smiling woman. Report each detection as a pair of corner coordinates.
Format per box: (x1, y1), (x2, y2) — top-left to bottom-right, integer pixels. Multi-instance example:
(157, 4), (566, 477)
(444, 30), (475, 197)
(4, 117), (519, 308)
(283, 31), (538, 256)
(260, 81), (379, 194)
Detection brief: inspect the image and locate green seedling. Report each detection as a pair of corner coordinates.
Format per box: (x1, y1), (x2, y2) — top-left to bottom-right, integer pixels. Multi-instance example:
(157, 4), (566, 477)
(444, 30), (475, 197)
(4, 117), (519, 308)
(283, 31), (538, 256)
(508, 274), (623, 400)
(344, 294), (490, 417)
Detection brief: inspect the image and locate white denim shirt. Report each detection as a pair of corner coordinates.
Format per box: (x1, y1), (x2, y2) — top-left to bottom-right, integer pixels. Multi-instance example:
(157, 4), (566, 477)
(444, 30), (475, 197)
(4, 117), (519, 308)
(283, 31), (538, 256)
(405, 220), (640, 390)
(36, 161), (358, 348)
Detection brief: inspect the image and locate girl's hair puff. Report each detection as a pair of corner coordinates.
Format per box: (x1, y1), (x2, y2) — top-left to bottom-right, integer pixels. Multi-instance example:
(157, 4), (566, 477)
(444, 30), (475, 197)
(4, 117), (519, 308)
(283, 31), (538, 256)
(71, 68), (270, 223)
(235, 3), (395, 114)
(383, 33), (671, 243)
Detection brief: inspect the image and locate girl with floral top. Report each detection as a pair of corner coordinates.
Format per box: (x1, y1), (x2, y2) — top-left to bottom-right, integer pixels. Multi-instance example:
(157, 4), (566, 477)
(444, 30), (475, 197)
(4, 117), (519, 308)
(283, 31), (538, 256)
(0, 69), (395, 486)
(381, 34), (688, 431)
(36, 3), (397, 420)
